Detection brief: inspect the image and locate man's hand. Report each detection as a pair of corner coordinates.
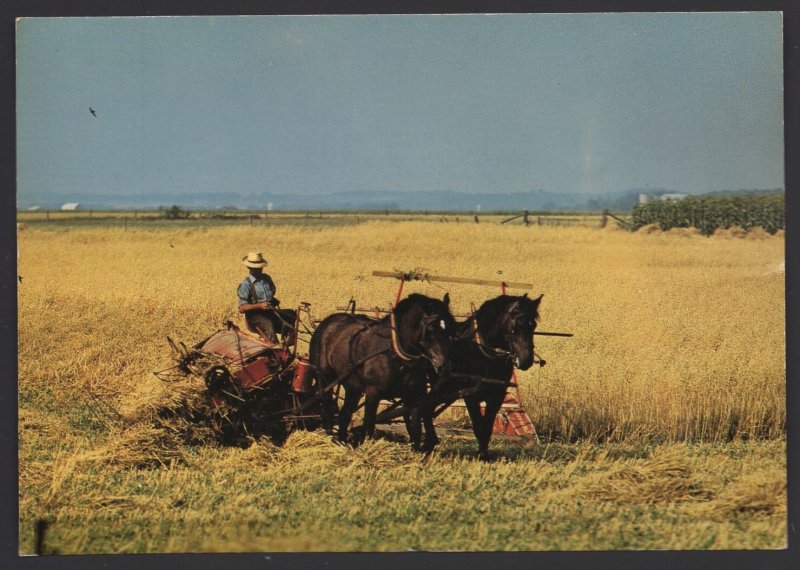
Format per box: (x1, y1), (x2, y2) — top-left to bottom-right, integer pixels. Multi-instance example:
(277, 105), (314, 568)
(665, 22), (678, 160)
(238, 301), (274, 314)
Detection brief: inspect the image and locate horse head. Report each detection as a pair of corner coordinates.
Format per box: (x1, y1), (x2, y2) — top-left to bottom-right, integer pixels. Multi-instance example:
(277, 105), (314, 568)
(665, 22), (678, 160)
(393, 293), (457, 375)
(475, 293), (543, 370)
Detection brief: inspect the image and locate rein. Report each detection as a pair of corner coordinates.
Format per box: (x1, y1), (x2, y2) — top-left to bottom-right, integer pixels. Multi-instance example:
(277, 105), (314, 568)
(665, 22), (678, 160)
(267, 345), (392, 419)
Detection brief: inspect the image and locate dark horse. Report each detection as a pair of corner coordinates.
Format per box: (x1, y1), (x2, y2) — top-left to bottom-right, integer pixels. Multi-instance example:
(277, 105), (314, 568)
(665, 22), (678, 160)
(308, 293), (456, 450)
(427, 294), (543, 460)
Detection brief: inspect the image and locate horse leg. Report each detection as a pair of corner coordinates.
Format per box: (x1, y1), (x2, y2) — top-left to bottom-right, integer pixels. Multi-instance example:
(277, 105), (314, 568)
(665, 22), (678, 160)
(337, 387), (360, 445)
(464, 395), (492, 461)
(317, 370), (337, 435)
(420, 375), (452, 452)
(421, 403), (440, 453)
(404, 407), (423, 452)
(361, 386), (381, 443)
(408, 389), (440, 453)
(477, 390), (506, 461)
(404, 382), (426, 451)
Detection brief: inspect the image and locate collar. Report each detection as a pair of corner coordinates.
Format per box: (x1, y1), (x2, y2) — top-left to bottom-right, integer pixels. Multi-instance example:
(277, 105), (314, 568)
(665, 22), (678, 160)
(247, 273), (266, 283)
(389, 311), (418, 362)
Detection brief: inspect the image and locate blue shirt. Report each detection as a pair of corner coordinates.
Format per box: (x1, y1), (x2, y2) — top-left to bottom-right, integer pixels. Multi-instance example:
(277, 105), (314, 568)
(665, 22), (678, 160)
(237, 273), (275, 307)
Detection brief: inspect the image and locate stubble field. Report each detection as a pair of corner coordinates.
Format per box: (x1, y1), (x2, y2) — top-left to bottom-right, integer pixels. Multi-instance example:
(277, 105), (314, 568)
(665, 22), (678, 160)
(17, 219), (786, 552)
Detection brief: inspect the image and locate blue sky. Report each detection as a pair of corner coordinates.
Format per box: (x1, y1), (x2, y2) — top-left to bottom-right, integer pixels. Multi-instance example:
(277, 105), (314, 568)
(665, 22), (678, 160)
(16, 13), (783, 201)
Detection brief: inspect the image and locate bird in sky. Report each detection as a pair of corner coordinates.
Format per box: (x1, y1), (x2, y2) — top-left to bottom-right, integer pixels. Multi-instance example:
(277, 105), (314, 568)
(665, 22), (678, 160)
(89, 107), (97, 117)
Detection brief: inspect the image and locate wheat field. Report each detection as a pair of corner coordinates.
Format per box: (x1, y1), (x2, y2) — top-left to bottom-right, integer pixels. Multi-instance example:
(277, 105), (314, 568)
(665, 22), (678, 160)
(17, 220), (786, 552)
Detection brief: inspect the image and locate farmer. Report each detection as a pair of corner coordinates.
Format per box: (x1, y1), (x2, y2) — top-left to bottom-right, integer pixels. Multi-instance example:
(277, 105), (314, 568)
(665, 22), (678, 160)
(237, 252), (296, 345)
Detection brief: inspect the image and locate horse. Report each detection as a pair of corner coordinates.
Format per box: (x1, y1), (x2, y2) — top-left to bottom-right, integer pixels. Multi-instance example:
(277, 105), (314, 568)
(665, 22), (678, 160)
(427, 293), (543, 460)
(308, 293), (457, 450)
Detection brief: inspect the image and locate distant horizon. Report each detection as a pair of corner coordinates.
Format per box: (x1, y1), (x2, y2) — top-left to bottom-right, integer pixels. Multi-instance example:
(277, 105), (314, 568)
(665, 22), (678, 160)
(16, 185), (784, 213)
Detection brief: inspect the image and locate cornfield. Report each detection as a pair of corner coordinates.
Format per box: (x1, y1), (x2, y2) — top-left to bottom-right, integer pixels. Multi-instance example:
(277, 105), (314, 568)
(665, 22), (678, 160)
(631, 193), (784, 235)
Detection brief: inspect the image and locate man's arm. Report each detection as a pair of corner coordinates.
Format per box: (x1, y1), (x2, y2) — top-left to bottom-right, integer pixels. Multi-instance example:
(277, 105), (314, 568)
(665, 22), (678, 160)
(238, 301), (272, 313)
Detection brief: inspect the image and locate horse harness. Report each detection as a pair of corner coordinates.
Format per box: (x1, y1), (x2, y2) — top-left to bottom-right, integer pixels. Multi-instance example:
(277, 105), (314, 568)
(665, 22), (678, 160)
(349, 311), (425, 365)
(389, 310), (426, 362)
(469, 304), (517, 361)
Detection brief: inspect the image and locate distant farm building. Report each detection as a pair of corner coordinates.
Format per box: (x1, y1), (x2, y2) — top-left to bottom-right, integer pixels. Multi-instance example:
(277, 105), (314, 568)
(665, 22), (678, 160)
(638, 193), (689, 205)
(27, 206), (40, 211)
(60, 203), (81, 211)
(660, 193), (689, 201)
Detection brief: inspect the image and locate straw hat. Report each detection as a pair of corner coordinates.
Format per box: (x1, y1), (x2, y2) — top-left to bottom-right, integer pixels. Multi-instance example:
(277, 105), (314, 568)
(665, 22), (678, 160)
(242, 252), (268, 268)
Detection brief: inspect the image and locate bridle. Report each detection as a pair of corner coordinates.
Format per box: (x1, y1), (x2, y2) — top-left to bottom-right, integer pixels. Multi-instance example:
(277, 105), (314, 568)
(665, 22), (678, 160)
(469, 302), (539, 366)
(471, 315), (516, 360)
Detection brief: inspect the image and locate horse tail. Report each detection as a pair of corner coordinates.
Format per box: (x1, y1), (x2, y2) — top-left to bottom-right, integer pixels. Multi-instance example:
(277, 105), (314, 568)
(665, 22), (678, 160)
(308, 316), (340, 435)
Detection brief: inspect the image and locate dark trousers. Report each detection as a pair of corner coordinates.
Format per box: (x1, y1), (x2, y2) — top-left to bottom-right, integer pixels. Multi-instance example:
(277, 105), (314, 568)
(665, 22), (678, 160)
(245, 308), (297, 344)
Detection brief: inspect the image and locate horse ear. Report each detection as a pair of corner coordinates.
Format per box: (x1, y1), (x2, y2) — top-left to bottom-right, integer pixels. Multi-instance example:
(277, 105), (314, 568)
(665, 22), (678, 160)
(532, 293), (543, 306)
(443, 292), (450, 308)
(523, 292), (528, 299)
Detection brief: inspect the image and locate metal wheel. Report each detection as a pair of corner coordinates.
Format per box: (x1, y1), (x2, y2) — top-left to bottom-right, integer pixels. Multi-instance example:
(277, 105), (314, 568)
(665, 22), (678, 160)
(204, 365), (231, 391)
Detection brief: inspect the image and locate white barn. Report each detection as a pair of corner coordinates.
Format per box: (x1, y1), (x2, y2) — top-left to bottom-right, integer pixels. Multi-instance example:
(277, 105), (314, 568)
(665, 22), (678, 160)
(638, 193), (689, 205)
(60, 203), (80, 211)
